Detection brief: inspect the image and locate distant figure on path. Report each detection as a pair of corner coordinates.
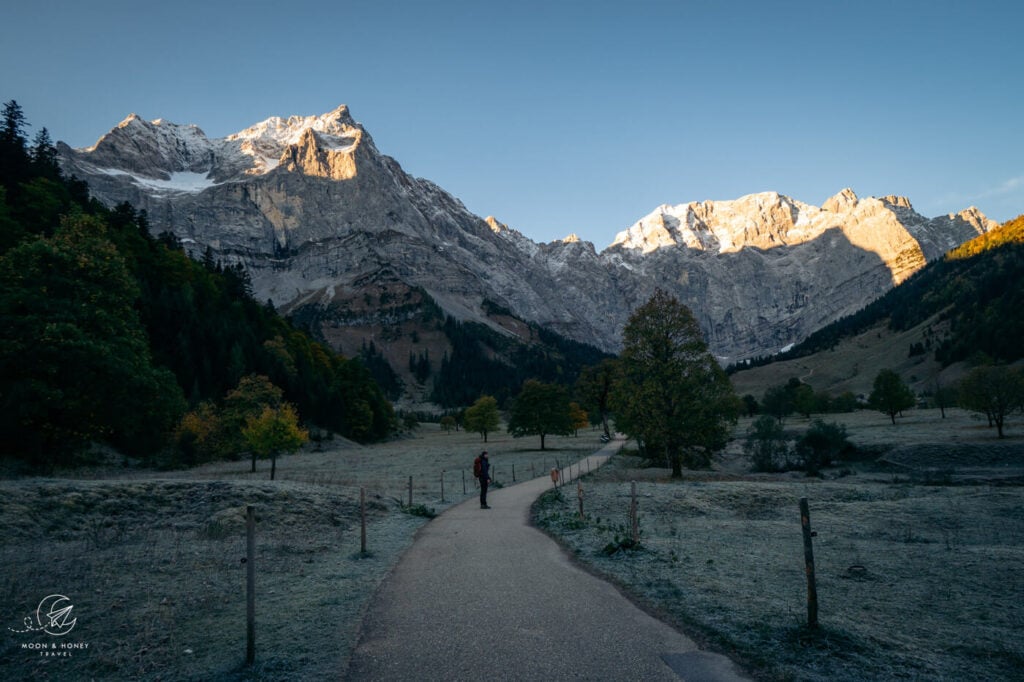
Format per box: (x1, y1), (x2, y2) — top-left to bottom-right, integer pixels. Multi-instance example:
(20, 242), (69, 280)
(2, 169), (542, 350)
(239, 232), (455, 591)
(478, 450), (491, 509)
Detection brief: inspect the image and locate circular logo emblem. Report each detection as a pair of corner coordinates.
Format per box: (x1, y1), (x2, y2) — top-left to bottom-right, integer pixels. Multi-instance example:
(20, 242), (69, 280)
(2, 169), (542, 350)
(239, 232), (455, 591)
(36, 594), (76, 636)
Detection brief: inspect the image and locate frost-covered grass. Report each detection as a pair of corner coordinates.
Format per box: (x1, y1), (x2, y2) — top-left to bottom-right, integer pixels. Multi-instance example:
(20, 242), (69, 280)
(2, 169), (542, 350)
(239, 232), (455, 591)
(0, 426), (602, 680)
(534, 411), (1024, 681)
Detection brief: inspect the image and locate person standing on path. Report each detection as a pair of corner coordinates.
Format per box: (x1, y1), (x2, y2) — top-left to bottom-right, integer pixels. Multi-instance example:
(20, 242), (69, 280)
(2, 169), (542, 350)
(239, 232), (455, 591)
(477, 450), (491, 509)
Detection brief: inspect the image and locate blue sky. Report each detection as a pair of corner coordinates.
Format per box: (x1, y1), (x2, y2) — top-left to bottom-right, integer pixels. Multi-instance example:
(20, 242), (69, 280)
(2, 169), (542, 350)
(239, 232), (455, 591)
(2, 0), (1022, 248)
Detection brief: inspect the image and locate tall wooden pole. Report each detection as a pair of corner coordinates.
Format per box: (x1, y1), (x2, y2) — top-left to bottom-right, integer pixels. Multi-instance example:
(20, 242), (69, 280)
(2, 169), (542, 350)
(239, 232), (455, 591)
(246, 505), (255, 665)
(799, 497), (819, 629)
(360, 488), (367, 555)
(630, 481), (639, 545)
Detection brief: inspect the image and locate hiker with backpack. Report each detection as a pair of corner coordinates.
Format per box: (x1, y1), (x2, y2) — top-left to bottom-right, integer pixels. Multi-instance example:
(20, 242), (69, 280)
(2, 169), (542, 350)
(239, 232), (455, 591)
(473, 450), (491, 509)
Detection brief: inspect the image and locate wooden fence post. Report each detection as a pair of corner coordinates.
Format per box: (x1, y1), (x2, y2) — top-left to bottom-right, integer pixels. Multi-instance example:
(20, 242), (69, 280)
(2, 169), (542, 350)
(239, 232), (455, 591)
(512, 463), (516, 482)
(799, 497), (819, 629)
(360, 488), (367, 555)
(246, 505), (255, 665)
(577, 481), (584, 519)
(462, 470), (466, 495)
(408, 475), (413, 508)
(630, 481), (639, 545)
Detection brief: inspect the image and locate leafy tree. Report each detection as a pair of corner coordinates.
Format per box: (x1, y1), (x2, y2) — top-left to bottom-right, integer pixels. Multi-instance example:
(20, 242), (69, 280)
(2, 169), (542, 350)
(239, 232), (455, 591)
(222, 375), (284, 468)
(568, 402), (589, 436)
(173, 401), (222, 466)
(796, 420), (851, 475)
(402, 413), (420, 431)
(813, 390), (832, 414)
(869, 369), (916, 425)
(926, 376), (958, 419)
(575, 358), (617, 438)
(611, 290), (738, 476)
(761, 384), (794, 423)
(507, 380), (573, 450)
(464, 395), (500, 442)
(439, 415), (456, 433)
(792, 382), (817, 418)
(0, 214), (186, 467)
(745, 415), (789, 473)
(830, 391), (859, 413)
(741, 394), (759, 417)
(958, 365), (1024, 438)
(242, 403), (308, 480)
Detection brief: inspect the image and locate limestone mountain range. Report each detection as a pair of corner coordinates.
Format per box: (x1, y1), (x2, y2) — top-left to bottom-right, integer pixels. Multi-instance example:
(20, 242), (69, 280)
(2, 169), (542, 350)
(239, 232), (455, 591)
(57, 105), (996, 364)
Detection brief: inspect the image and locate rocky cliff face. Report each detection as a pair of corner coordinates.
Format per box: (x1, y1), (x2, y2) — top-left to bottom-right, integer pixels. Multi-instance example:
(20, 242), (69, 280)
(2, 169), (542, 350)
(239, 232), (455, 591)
(597, 189), (994, 357)
(58, 106), (996, 363)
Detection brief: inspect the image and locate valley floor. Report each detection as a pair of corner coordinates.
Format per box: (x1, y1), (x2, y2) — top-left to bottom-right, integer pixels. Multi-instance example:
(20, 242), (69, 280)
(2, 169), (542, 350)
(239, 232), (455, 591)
(0, 427), (601, 680)
(535, 408), (1024, 681)
(2, 409), (1020, 680)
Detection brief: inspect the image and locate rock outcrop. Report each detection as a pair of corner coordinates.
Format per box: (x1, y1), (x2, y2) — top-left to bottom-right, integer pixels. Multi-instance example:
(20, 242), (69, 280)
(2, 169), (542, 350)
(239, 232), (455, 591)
(58, 106), (996, 362)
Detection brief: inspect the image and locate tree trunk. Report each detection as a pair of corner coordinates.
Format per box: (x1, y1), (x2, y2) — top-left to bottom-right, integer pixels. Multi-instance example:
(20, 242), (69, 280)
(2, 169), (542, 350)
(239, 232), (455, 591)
(251, 451), (256, 473)
(668, 444), (682, 478)
(270, 454), (276, 480)
(540, 433), (546, 450)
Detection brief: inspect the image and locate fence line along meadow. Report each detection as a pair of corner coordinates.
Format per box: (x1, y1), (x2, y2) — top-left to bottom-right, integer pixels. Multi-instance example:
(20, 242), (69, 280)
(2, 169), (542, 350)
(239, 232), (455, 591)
(1, 428), (609, 680)
(532, 453), (1024, 682)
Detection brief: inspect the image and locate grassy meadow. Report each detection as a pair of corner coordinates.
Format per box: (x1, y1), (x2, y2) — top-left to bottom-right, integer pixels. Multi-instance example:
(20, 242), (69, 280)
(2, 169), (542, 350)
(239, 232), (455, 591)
(534, 408), (1024, 681)
(3, 407), (1022, 680)
(0, 426), (601, 680)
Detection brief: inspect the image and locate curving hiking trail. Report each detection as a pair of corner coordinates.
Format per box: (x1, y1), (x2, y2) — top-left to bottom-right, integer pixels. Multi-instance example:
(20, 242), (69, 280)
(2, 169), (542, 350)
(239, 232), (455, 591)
(346, 439), (749, 681)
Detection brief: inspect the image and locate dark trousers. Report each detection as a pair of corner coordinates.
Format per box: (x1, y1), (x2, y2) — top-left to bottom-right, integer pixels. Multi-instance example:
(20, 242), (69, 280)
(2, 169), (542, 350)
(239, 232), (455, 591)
(480, 478), (489, 506)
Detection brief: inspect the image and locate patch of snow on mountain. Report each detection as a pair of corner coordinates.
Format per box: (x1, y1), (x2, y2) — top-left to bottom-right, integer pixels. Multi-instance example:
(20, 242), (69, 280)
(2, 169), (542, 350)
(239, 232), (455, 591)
(222, 106), (361, 176)
(98, 168), (218, 193)
(321, 134), (358, 153)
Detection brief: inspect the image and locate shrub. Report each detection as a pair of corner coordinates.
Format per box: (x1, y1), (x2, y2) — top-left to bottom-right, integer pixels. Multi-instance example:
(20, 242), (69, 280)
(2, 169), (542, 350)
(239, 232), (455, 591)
(745, 415), (791, 472)
(796, 420), (851, 475)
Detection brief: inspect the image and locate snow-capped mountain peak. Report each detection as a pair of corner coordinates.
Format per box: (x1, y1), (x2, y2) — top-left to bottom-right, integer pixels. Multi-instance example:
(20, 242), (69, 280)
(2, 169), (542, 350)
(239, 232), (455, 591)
(58, 105), (997, 362)
(228, 104), (359, 145)
(66, 104), (373, 186)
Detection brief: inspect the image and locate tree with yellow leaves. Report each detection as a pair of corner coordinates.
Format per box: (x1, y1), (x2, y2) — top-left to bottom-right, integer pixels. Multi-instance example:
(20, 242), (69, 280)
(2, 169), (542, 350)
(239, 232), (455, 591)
(242, 403), (308, 480)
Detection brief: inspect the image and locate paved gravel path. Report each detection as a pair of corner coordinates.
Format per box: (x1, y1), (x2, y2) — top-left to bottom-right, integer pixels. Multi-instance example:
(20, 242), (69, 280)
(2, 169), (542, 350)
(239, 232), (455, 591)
(346, 440), (750, 681)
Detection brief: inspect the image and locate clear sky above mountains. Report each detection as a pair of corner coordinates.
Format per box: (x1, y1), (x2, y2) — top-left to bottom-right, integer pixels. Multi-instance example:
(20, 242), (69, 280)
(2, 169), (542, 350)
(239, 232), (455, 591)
(2, 0), (1022, 248)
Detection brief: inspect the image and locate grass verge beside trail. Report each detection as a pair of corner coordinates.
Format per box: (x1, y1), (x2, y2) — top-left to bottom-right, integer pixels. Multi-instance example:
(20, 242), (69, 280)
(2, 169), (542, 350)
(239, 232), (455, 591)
(0, 479), (425, 681)
(533, 449), (1024, 681)
(1, 427), (603, 680)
